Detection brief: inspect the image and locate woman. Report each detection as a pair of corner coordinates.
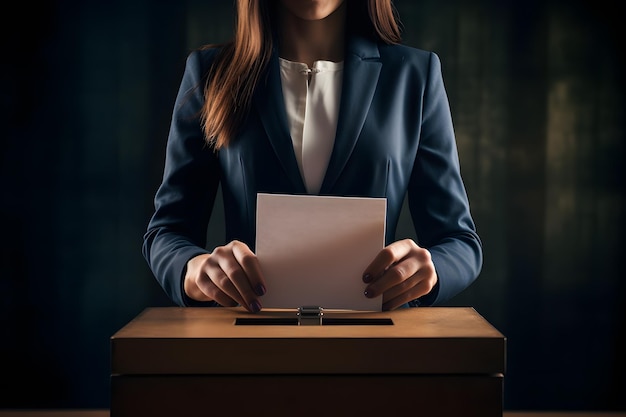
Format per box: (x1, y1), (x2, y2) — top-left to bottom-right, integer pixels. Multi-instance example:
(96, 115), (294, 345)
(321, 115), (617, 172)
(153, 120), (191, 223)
(143, 0), (482, 313)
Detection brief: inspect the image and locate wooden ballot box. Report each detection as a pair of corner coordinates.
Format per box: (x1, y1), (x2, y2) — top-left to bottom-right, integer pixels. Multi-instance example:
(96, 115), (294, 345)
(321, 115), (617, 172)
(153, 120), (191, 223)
(110, 307), (506, 417)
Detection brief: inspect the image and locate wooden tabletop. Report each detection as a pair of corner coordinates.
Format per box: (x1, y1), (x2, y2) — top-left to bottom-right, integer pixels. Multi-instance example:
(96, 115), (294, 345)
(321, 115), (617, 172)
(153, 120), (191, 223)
(111, 306), (506, 375)
(111, 306), (505, 339)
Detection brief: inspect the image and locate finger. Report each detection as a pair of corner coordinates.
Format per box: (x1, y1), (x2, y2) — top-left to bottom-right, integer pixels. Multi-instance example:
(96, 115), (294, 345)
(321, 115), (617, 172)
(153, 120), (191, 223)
(204, 263), (247, 307)
(384, 260), (436, 302)
(231, 241), (266, 296)
(195, 270), (239, 307)
(362, 239), (416, 283)
(382, 276), (434, 311)
(209, 242), (264, 313)
(205, 247), (250, 307)
(228, 241), (265, 312)
(364, 255), (420, 298)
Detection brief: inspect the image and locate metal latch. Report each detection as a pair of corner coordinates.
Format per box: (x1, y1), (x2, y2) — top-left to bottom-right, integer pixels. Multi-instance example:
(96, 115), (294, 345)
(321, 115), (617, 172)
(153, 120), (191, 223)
(297, 306), (324, 326)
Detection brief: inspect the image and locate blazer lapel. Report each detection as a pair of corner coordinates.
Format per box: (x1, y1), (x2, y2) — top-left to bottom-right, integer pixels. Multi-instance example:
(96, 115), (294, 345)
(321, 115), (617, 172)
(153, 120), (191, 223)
(254, 51), (307, 193)
(320, 36), (382, 194)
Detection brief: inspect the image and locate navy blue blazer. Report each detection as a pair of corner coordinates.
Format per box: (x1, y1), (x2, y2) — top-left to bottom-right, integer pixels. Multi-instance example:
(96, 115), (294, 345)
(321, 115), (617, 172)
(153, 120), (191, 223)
(143, 34), (483, 308)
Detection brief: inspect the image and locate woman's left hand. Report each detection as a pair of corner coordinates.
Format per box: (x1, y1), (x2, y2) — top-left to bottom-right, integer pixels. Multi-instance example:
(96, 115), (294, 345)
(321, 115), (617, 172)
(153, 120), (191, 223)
(362, 239), (438, 311)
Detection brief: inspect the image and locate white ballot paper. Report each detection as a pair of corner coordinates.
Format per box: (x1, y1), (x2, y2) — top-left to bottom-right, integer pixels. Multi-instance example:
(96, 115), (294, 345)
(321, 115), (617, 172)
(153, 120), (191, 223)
(255, 193), (386, 311)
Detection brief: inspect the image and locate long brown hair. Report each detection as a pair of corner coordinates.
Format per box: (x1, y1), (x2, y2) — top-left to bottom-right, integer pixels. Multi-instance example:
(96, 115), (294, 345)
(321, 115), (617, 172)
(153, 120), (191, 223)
(201, 0), (402, 149)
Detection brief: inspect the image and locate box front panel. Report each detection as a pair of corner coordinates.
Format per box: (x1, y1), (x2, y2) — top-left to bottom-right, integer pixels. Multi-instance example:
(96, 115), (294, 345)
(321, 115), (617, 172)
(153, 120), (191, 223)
(111, 374), (503, 417)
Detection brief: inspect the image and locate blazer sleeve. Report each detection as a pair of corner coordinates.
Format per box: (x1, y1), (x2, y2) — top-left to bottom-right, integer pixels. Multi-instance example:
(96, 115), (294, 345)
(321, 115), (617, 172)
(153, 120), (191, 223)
(142, 50), (221, 307)
(408, 52), (483, 306)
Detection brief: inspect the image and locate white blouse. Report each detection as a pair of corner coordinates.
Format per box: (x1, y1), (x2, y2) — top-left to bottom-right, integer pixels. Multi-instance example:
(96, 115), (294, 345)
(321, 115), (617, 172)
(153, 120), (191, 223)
(279, 58), (344, 194)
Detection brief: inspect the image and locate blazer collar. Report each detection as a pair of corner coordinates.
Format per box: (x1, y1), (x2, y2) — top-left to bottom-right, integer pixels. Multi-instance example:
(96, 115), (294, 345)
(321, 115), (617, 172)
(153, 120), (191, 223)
(254, 35), (382, 194)
(254, 48), (307, 193)
(320, 35), (382, 193)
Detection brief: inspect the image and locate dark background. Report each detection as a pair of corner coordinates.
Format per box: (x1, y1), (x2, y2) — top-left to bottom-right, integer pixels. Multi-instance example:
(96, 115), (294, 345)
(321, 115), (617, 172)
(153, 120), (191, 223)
(1, 0), (624, 411)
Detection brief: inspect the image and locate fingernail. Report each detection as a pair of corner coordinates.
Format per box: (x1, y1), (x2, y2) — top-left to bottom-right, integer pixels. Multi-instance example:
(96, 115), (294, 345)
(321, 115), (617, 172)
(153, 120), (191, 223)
(249, 300), (262, 313)
(363, 273), (372, 283)
(255, 284), (266, 296)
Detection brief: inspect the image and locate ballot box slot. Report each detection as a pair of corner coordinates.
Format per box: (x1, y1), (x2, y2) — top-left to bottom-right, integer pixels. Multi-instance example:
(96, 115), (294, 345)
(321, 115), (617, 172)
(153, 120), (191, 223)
(234, 317), (393, 326)
(323, 318), (393, 325)
(235, 317), (299, 325)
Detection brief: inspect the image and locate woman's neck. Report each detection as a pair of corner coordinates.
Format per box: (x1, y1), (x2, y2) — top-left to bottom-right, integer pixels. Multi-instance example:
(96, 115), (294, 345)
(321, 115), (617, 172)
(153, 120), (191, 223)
(277, 2), (346, 67)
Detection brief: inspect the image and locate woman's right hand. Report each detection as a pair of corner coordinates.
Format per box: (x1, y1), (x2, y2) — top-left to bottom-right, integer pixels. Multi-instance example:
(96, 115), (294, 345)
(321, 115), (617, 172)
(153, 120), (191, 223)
(183, 240), (267, 313)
